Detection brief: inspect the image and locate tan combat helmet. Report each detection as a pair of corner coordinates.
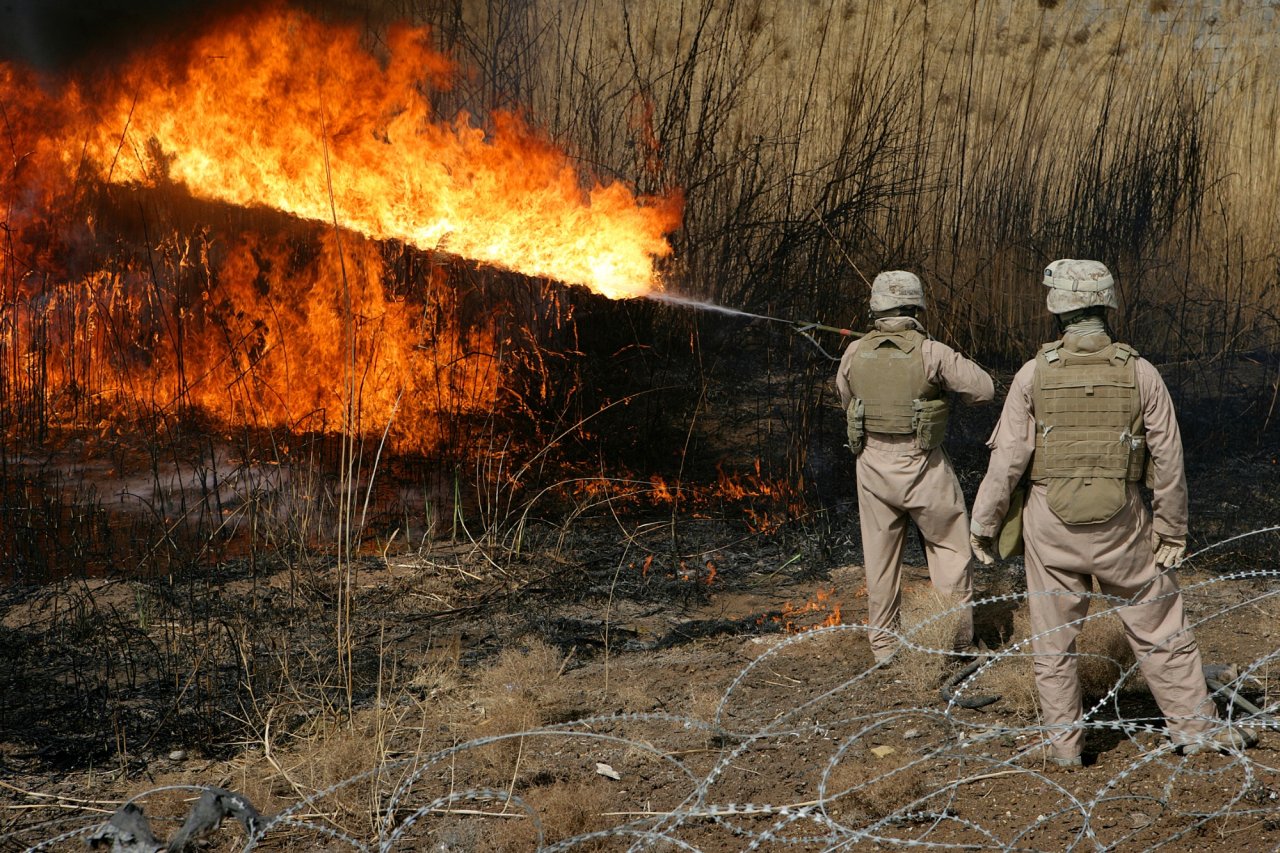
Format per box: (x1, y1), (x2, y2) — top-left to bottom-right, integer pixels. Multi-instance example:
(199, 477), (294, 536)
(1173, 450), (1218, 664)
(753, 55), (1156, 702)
(1042, 258), (1118, 314)
(869, 270), (925, 312)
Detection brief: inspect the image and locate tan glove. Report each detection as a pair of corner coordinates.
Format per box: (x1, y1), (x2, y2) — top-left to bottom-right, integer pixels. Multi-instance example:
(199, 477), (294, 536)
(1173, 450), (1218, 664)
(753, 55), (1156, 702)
(970, 533), (996, 566)
(1152, 532), (1187, 569)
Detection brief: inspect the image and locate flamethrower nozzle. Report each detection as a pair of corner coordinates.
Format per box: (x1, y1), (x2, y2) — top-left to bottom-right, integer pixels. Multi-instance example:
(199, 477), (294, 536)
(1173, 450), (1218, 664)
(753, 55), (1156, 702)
(794, 322), (860, 338)
(790, 321), (862, 362)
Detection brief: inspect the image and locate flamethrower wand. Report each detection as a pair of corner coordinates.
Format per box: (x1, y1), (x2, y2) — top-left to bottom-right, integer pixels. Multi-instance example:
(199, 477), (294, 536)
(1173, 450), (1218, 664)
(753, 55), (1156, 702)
(647, 293), (861, 360)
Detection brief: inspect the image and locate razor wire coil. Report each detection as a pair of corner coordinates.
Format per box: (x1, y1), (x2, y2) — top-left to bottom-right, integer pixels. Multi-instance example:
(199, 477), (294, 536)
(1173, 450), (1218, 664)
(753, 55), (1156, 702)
(14, 528), (1280, 852)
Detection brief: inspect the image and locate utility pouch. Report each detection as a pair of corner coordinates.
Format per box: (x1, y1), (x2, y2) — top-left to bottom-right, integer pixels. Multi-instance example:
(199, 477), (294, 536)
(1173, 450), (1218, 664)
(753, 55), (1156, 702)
(846, 398), (865, 456)
(997, 481), (1026, 559)
(1122, 433), (1148, 483)
(1046, 477), (1126, 525)
(912, 398), (949, 450)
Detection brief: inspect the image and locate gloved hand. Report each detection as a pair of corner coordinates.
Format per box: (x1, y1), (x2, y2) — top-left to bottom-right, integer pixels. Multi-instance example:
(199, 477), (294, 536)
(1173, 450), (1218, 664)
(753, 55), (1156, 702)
(970, 533), (996, 566)
(1152, 532), (1187, 569)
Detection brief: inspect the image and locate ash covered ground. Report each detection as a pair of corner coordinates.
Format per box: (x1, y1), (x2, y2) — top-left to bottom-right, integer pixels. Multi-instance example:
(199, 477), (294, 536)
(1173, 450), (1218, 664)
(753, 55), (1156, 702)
(2, 393), (1279, 852)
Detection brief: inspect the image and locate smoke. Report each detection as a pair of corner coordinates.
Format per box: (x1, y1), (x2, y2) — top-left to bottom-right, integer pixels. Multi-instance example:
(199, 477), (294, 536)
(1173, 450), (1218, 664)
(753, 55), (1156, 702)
(0, 0), (384, 74)
(0, 0), (210, 71)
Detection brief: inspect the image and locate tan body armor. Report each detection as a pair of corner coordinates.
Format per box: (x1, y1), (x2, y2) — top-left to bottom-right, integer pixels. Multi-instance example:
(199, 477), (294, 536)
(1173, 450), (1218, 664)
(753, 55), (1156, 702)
(1030, 340), (1148, 524)
(845, 329), (948, 454)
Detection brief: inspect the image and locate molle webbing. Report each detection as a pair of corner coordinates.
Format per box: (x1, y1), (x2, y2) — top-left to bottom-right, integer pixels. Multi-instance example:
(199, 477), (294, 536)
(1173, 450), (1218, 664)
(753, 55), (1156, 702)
(1030, 342), (1145, 481)
(847, 329), (939, 434)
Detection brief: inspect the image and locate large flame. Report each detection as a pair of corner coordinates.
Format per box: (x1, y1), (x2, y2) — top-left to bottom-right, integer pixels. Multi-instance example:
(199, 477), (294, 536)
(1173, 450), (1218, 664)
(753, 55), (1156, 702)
(0, 9), (681, 447)
(46, 8), (680, 299)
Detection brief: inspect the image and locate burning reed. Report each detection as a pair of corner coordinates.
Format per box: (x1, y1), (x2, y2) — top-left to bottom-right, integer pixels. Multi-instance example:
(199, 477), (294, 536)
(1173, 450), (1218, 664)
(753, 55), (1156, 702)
(0, 7), (681, 454)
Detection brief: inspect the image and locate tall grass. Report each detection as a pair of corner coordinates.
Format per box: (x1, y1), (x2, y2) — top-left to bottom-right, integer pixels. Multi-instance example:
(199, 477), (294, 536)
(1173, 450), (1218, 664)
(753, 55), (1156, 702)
(430, 0), (1279, 472)
(411, 1), (1280, 388)
(554, 3), (1274, 339)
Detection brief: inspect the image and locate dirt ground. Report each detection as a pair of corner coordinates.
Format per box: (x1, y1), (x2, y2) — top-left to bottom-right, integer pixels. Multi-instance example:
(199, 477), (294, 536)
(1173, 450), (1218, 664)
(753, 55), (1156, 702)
(2, 444), (1279, 851)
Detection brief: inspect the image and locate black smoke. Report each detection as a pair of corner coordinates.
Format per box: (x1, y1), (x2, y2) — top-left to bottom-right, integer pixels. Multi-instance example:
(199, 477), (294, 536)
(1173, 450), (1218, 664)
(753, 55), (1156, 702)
(0, 0), (213, 71)
(0, 0), (384, 74)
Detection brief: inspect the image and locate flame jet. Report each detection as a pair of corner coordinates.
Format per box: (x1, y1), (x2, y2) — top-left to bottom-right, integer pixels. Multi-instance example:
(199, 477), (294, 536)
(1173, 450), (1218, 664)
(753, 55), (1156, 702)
(37, 7), (682, 298)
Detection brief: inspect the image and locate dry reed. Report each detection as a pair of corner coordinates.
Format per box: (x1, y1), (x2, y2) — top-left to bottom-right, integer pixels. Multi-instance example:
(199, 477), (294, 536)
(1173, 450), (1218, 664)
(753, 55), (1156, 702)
(474, 0), (1280, 427)
(982, 607), (1143, 718)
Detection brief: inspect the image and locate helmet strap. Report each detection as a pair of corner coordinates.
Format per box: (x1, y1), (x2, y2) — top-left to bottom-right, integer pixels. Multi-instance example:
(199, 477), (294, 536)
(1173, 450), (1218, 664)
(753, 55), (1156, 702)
(1056, 306), (1110, 335)
(871, 305), (921, 321)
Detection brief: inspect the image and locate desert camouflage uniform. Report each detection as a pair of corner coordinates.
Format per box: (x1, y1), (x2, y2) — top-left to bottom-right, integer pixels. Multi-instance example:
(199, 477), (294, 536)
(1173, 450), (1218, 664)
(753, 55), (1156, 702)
(970, 326), (1216, 760)
(837, 316), (994, 661)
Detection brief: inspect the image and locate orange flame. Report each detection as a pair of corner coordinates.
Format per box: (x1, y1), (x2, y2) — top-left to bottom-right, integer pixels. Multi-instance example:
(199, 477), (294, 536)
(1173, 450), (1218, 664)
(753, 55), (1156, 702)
(567, 461), (804, 534)
(35, 8), (682, 298)
(763, 586), (843, 633)
(0, 9), (682, 445)
(715, 460), (804, 534)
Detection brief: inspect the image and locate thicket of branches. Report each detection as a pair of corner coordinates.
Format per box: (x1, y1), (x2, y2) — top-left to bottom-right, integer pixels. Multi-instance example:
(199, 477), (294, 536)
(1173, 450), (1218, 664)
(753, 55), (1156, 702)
(413, 0), (1280, 467)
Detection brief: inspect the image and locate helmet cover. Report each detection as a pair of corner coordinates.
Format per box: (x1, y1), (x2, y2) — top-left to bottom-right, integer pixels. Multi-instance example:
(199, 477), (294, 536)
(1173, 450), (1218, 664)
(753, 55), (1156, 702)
(869, 270), (925, 312)
(1043, 258), (1118, 313)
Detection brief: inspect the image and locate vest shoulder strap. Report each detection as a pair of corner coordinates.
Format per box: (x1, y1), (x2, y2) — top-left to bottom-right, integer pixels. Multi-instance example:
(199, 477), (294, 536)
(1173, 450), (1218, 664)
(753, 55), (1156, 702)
(1038, 341), (1063, 365)
(1111, 342), (1138, 363)
(862, 328), (922, 355)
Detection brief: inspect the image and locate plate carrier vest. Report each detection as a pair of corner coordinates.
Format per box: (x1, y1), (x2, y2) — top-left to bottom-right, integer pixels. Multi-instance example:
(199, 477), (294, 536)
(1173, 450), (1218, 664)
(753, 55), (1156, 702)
(1030, 339), (1148, 523)
(845, 328), (947, 454)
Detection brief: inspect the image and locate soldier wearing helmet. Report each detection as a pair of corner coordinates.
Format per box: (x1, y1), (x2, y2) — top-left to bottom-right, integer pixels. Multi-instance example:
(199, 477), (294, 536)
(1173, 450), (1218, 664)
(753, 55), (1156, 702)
(969, 259), (1256, 765)
(836, 271), (994, 663)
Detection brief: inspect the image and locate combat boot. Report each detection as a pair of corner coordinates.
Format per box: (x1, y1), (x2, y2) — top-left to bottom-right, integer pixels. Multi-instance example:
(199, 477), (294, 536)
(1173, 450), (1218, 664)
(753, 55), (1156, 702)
(1178, 726), (1258, 756)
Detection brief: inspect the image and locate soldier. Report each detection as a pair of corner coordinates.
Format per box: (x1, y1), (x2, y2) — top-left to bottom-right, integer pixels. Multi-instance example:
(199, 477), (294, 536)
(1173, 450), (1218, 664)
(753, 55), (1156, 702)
(837, 270), (995, 663)
(969, 259), (1256, 766)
